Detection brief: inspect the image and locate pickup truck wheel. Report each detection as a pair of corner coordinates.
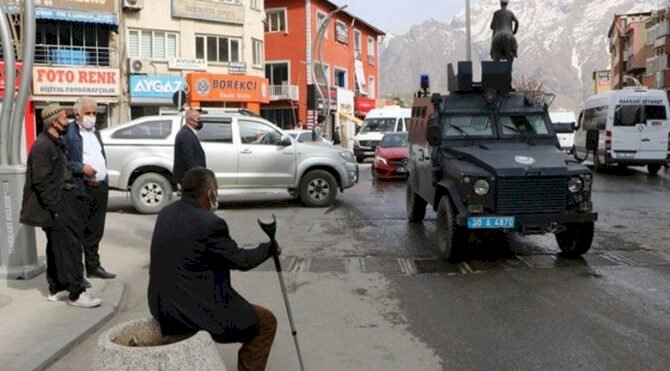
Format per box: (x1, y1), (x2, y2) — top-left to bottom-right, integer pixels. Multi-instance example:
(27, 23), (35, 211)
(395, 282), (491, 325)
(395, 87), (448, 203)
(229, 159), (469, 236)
(130, 173), (173, 214)
(647, 164), (661, 176)
(299, 170), (338, 207)
(406, 182), (426, 223)
(555, 222), (594, 257)
(436, 196), (467, 261)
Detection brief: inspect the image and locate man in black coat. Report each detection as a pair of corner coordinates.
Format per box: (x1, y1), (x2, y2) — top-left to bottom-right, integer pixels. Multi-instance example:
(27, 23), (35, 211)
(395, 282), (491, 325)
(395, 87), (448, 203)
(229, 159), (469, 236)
(20, 103), (102, 308)
(172, 109), (206, 186)
(148, 168), (279, 371)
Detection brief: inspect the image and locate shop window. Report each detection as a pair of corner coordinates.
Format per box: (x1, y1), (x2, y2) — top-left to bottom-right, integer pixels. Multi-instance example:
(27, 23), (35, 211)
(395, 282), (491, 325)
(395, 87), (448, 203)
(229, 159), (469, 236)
(112, 120), (173, 139)
(196, 35), (241, 63)
(265, 8), (287, 32)
(253, 39), (264, 67)
(334, 68), (347, 89)
(34, 20), (112, 67)
(128, 29), (178, 60)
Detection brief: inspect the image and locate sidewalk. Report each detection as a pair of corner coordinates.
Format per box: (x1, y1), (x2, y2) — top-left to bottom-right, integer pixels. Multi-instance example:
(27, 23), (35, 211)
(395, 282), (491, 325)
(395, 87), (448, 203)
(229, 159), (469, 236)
(0, 269), (124, 371)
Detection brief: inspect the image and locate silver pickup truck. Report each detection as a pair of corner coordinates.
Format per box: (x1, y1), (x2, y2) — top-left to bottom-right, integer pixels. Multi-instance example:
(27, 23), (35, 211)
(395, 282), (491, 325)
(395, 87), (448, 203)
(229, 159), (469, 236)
(101, 111), (359, 213)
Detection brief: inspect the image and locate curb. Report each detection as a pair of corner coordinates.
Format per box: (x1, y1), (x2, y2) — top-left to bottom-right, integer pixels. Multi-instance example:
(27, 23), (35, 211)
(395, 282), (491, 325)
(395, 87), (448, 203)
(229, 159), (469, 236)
(24, 282), (126, 371)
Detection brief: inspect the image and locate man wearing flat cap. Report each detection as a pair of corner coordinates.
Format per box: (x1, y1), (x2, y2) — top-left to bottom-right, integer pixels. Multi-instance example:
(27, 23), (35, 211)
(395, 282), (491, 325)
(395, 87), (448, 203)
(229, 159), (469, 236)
(21, 103), (103, 308)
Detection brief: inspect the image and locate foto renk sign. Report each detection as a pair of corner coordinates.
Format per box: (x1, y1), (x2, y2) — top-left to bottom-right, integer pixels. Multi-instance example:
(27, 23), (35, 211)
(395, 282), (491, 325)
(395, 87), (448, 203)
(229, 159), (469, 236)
(130, 75), (185, 104)
(33, 66), (120, 96)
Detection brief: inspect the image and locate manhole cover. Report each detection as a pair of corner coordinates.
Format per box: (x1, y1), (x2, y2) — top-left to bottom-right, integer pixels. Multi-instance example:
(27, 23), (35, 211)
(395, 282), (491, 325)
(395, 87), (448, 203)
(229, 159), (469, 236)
(0, 294), (12, 309)
(413, 259), (461, 274)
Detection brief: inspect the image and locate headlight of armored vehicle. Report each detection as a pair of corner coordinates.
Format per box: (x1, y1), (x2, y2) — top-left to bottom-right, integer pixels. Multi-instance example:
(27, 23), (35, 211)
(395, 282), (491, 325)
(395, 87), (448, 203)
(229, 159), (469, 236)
(339, 151), (355, 162)
(473, 179), (490, 196)
(568, 177), (584, 193)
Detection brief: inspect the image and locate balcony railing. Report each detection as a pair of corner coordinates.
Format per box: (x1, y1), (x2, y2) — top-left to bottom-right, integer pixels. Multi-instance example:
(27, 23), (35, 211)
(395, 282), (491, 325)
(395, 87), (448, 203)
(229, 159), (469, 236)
(269, 84), (299, 101)
(34, 44), (114, 67)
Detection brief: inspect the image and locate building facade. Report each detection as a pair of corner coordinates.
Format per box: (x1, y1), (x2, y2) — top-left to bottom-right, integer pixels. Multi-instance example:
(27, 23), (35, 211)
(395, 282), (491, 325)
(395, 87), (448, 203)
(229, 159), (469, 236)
(608, 12), (653, 89)
(121, 0), (268, 120)
(263, 0), (384, 129)
(644, 8), (670, 94)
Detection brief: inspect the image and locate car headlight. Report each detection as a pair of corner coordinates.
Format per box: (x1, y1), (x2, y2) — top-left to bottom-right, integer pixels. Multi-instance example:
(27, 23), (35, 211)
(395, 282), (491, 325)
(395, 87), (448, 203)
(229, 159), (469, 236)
(568, 177), (583, 193)
(375, 156), (387, 165)
(473, 179), (490, 195)
(339, 151), (355, 162)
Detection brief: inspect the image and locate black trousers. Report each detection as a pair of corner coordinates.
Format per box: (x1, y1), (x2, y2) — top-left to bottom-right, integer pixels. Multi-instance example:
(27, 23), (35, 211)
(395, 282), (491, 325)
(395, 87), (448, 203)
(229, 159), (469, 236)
(44, 190), (85, 301)
(77, 182), (108, 273)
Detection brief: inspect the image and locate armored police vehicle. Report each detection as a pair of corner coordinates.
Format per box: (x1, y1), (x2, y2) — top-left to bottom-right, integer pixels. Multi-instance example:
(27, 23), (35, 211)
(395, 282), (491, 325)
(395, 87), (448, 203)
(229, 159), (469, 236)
(406, 61), (598, 260)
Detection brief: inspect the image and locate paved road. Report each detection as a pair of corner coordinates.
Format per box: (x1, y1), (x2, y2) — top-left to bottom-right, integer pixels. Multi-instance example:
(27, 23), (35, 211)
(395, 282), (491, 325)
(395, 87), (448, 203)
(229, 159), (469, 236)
(47, 163), (670, 370)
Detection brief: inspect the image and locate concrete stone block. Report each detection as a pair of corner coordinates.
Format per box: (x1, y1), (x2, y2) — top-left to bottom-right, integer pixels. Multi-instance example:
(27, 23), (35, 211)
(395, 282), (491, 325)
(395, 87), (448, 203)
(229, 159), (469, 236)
(93, 317), (227, 371)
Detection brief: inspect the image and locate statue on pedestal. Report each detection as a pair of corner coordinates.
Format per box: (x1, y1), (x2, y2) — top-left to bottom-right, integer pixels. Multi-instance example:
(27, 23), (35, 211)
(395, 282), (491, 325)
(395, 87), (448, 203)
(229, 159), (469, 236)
(490, 0), (519, 65)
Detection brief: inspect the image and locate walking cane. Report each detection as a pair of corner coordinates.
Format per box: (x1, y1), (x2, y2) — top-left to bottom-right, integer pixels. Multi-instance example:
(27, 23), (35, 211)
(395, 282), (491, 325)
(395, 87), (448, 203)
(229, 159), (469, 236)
(257, 215), (306, 371)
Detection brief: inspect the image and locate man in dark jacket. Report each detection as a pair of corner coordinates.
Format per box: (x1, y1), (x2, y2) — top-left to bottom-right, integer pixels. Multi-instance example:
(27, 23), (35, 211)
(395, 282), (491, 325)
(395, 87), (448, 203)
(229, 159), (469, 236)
(148, 168), (279, 371)
(64, 96), (116, 281)
(20, 103), (102, 308)
(172, 109), (206, 186)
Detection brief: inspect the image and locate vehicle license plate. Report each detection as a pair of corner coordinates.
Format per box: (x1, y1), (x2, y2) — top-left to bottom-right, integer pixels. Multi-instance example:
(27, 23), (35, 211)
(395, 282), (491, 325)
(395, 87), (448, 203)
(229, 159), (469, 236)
(364, 151), (374, 155)
(396, 167), (407, 174)
(467, 216), (515, 229)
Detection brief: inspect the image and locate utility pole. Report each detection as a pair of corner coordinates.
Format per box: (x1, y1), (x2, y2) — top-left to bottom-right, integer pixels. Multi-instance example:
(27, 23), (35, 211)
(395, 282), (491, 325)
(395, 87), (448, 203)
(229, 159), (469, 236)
(465, 0), (472, 61)
(0, 0), (43, 279)
(311, 4), (347, 139)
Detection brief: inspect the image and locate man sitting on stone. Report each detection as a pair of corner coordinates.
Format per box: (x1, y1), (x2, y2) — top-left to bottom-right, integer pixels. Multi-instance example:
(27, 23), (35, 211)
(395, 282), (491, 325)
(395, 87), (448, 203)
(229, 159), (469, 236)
(148, 167), (280, 371)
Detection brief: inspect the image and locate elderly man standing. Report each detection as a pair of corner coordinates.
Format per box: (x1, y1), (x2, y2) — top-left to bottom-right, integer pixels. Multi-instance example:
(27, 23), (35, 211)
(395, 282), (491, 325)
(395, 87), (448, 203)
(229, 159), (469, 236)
(21, 103), (102, 308)
(64, 96), (116, 282)
(173, 109), (206, 187)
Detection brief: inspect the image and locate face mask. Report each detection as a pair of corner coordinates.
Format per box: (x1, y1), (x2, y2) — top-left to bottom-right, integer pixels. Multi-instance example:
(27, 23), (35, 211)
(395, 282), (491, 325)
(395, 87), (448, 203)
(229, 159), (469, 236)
(81, 116), (96, 130)
(209, 190), (219, 213)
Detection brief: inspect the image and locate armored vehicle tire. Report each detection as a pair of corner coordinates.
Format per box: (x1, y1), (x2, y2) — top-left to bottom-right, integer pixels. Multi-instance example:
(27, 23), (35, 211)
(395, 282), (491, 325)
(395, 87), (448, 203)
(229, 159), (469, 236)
(130, 173), (173, 214)
(299, 170), (338, 207)
(555, 222), (594, 257)
(406, 182), (426, 223)
(436, 196), (467, 261)
(647, 164), (661, 176)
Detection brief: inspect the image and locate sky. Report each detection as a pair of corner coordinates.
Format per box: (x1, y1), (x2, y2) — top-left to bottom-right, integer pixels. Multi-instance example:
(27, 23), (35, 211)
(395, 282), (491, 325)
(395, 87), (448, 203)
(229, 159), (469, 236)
(330, 0), (480, 35)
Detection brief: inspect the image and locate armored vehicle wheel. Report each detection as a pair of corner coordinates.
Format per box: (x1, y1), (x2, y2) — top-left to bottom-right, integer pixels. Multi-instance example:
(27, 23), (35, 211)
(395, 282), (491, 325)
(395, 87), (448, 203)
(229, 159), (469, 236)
(647, 164), (661, 176)
(299, 169), (338, 207)
(130, 173), (173, 214)
(436, 196), (467, 261)
(555, 222), (594, 257)
(406, 182), (426, 223)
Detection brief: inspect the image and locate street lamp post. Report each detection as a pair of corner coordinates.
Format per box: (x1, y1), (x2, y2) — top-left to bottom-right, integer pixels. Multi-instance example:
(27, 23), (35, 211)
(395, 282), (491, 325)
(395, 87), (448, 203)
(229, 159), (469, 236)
(465, 0), (472, 61)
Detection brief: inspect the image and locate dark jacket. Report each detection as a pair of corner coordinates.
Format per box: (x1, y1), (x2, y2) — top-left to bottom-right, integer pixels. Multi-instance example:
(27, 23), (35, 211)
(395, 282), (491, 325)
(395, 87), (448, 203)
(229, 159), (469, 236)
(172, 126), (206, 185)
(20, 132), (72, 227)
(63, 120), (107, 196)
(148, 197), (273, 341)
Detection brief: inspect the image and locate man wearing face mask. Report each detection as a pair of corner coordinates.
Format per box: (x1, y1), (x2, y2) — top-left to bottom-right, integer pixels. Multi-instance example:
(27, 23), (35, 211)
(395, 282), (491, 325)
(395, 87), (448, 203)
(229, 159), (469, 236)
(173, 109), (206, 187)
(64, 96), (116, 283)
(148, 167), (280, 371)
(21, 103), (102, 308)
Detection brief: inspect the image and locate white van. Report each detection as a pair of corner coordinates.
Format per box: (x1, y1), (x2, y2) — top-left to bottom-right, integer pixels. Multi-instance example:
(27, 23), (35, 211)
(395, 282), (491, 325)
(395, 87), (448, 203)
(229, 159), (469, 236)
(573, 88), (670, 175)
(354, 106), (411, 163)
(549, 111), (577, 153)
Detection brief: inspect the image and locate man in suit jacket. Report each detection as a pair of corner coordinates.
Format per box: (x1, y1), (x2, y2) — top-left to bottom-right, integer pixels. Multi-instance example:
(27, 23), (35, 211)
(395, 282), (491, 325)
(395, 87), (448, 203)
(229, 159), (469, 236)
(148, 168), (280, 371)
(172, 109), (206, 186)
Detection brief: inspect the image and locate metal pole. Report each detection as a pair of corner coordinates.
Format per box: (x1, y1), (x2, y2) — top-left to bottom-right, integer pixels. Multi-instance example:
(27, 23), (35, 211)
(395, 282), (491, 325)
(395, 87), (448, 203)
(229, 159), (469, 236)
(465, 0), (472, 61)
(10, 0), (35, 165)
(0, 3), (16, 165)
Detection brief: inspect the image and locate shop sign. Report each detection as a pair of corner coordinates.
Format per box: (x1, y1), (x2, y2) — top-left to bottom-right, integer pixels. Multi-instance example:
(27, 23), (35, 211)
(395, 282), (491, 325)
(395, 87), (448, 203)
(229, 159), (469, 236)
(33, 66), (120, 96)
(228, 62), (247, 75)
(130, 75), (185, 102)
(186, 73), (270, 103)
(596, 71), (611, 86)
(171, 0), (244, 25)
(4, 0), (119, 25)
(335, 21), (349, 45)
(34, 0), (115, 13)
(168, 57), (207, 71)
(0, 62), (22, 95)
(354, 97), (375, 117)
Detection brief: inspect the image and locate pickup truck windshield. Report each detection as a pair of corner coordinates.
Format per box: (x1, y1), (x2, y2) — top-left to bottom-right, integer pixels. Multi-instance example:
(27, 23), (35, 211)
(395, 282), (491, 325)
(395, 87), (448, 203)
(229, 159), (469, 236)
(361, 118), (396, 133)
(441, 115), (494, 138)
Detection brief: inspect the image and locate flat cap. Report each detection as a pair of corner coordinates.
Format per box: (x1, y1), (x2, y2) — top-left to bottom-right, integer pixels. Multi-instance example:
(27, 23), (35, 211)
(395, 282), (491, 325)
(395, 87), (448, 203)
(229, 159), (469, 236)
(41, 103), (64, 121)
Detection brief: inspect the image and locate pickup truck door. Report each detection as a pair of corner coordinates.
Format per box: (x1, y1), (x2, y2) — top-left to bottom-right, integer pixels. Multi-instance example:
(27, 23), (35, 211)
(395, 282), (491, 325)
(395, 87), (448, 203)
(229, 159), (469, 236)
(236, 119), (296, 187)
(197, 119), (237, 187)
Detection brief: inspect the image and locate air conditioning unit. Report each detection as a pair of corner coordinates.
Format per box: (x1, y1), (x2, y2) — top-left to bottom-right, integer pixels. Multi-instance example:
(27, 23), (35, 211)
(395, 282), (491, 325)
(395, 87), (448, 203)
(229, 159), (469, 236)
(127, 57), (149, 74)
(123, 0), (143, 10)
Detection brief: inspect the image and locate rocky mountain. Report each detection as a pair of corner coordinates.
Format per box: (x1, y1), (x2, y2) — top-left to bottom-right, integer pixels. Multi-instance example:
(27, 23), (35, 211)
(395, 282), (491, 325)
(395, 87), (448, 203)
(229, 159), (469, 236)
(379, 0), (666, 112)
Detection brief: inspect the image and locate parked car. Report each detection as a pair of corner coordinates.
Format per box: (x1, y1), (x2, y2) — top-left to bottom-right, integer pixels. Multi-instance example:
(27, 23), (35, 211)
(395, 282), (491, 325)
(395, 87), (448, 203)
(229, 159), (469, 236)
(372, 132), (409, 180)
(549, 111), (577, 153)
(354, 105), (411, 163)
(101, 111), (359, 214)
(285, 129), (333, 145)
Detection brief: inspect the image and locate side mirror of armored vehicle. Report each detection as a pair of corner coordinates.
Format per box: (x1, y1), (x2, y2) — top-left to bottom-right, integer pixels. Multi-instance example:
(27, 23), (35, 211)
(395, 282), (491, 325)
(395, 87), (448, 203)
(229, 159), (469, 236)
(426, 115), (442, 147)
